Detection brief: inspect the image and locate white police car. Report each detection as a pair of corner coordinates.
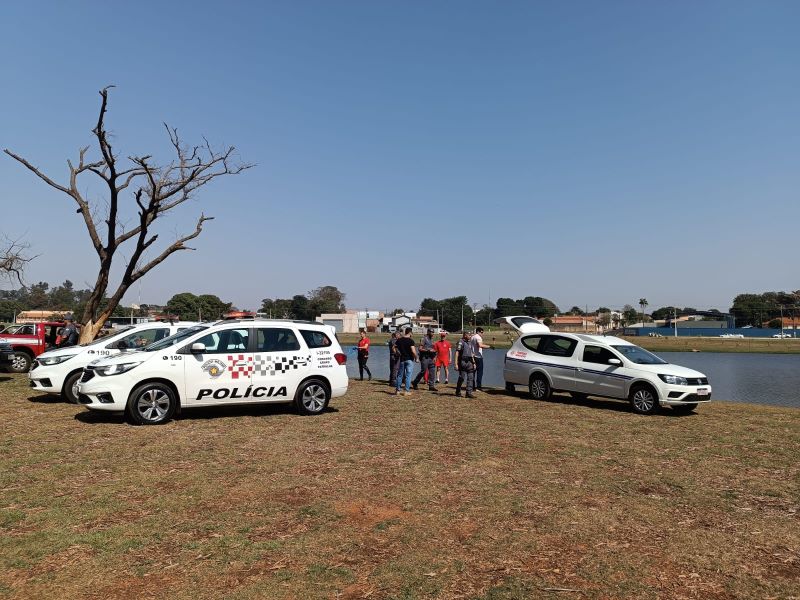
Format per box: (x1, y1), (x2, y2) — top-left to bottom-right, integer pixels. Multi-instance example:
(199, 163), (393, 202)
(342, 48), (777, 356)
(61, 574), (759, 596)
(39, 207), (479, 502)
(501, 319), (711, 415)
(75, 319), (348, 424)
(29, 321), (198, 403)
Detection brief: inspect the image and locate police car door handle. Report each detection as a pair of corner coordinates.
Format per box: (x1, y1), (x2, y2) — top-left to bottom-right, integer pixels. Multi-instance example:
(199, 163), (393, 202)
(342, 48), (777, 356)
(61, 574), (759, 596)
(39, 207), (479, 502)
(234, 361), (248, 366)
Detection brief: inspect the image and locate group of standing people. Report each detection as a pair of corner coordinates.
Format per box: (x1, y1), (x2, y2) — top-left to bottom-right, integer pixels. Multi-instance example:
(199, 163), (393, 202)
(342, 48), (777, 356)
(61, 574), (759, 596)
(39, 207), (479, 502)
(384, 327), (492, 397)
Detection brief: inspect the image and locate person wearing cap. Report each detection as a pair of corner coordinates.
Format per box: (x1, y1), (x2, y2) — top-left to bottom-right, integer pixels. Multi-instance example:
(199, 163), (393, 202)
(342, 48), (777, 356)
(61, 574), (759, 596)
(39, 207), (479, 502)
(412, 329), (438, 391)
(433, 330), (452, 385)
(58, 315), (79, 348)
(454, 330), (476, 398)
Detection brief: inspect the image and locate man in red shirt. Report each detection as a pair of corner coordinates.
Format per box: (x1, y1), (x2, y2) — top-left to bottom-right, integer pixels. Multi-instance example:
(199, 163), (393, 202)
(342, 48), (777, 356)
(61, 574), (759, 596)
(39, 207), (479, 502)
(434, 331), (452, 385)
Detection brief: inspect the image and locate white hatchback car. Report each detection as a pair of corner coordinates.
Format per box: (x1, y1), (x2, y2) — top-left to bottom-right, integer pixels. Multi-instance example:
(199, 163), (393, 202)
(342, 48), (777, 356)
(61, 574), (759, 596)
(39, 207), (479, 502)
(501, 321), (711, 415)
(75, 319), (348, 425)
(29, 321), (199, 403)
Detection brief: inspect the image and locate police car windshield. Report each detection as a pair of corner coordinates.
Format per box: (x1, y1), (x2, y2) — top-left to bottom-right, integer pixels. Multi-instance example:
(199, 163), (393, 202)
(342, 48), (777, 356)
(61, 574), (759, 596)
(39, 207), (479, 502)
(610, 345), (667, 365)
(80, 326), (135, 347)
(142, 325), (208, 352)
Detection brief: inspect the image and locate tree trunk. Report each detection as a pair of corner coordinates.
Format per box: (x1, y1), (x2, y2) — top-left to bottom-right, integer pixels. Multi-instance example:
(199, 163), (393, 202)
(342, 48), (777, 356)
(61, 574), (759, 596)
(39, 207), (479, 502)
(78, 311), (113, 344)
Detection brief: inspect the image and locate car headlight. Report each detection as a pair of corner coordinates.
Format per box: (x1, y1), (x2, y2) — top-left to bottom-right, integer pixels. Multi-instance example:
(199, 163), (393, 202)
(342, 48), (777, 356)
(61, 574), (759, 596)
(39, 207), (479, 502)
(659, 374), (688, 386)
(95, 362), (142, 377)
(38, 354), (78, 366)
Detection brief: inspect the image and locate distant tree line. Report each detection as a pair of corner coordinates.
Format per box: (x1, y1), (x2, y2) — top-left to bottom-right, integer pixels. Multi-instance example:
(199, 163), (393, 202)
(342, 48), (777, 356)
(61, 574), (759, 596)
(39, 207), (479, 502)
(259, 286), (346, 321)
(0, 280), (148, 323)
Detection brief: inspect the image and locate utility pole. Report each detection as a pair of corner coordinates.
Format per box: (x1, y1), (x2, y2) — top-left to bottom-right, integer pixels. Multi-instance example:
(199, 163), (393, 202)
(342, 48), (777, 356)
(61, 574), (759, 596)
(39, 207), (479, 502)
(461, 304), (464, 332)
(673, 307), (678, 338)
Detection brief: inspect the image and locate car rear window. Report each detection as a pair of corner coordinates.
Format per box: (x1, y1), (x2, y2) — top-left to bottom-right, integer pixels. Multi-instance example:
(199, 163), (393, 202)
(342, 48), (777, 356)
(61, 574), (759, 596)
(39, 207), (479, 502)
(539, 336), (577, 357)
(300, 330), (332, 348)
(521, 335), (543, 352)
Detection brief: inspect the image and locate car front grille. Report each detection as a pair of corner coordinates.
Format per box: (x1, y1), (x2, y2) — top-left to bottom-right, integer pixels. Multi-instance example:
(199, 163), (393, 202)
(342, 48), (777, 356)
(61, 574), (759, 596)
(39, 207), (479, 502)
(686, 377), (708, 386)
(80, 369), (95, 383)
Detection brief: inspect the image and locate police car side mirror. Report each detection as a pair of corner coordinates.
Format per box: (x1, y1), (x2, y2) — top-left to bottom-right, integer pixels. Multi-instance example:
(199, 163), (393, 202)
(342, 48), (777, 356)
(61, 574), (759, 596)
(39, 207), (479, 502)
(608, 358), (622, 366)
(189, 343), (206, 353)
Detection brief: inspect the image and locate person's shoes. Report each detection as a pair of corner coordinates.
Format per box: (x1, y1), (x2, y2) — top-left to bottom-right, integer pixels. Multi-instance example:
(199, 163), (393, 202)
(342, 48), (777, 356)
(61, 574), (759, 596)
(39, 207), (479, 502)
(455, 392), (463, 397)
(428, 386), (438, 392)
(393, 389), (400, 395)
(412, 382), (419, 390)
(466, 392), (475, 398)
(444, 379), (448, 384)
(368, 375), (371, 381)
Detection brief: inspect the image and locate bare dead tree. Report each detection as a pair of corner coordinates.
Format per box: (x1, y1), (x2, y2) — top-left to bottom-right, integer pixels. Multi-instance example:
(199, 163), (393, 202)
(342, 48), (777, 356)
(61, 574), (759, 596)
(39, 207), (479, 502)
(0, 236), (34, 286)
(4, 87), (252, 342)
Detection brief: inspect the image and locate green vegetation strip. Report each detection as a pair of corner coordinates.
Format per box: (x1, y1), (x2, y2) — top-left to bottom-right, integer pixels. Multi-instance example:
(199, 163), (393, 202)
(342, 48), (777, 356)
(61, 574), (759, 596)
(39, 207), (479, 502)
(1, 375), (798, 599)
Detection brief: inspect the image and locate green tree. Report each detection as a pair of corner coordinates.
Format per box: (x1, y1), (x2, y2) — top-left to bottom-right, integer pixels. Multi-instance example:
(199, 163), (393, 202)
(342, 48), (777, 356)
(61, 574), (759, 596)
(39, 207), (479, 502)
(48, 280), (77, 310)
(165, 293), (200, 321)
(638, 298), (649, 324)
(260, 298), (294, 319)
(622, 304), (638, 326)
(197, 294), (232, 321)
(307, 285), (345, 317)
(290, 295), (311, 320)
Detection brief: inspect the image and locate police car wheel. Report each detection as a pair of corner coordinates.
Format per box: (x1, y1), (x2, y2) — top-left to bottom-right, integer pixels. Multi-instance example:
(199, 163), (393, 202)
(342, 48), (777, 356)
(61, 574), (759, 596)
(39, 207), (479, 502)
(62, 371), (82, 404)
(126, 383), (176, 425)
(295, 379), (329, 415)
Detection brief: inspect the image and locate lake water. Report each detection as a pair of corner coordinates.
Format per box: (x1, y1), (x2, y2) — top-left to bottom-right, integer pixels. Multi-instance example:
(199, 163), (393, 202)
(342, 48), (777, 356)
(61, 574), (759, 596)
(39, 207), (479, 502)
(344, 346), (800, 408)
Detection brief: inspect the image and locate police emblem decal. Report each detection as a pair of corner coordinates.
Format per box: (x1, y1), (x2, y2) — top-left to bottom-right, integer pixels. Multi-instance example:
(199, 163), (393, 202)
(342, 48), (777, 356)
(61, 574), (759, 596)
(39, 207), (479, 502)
(201, 359), (227, 378)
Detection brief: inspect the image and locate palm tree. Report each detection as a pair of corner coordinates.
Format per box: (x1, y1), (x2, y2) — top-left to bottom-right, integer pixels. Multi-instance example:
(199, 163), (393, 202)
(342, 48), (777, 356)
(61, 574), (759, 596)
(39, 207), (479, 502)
(639, 298), (649, 325)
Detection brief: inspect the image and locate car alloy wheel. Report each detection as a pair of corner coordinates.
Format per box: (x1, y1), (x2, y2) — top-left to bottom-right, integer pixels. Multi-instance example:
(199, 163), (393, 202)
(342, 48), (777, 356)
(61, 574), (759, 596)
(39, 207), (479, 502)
(296, 380), (329, 415)
(528, 375), (551, 401)
(630, 386), (658, 415)
(127, 383), (176, 425)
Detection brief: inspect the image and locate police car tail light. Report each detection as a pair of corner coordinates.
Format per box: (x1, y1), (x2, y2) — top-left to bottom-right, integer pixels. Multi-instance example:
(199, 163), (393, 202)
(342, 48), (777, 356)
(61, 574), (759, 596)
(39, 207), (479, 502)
(334, 353), (347, 365)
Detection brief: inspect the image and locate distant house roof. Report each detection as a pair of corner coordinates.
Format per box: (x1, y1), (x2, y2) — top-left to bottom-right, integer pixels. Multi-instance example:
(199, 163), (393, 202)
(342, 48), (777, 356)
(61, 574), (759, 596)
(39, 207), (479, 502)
(550, 316), (595, 324)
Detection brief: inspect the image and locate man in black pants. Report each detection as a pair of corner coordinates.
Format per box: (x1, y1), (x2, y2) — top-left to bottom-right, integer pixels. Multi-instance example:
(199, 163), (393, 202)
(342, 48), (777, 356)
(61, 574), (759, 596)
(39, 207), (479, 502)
(471, 326), (493, 391)
(412, 329), (438, 391)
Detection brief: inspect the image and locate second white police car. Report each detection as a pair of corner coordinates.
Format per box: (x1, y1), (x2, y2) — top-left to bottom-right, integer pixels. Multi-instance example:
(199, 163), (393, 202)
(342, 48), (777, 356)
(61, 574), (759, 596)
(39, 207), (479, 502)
(75, 318), (348, 425)
(29, 321), (198, 403)
(498, 317), (711, 415)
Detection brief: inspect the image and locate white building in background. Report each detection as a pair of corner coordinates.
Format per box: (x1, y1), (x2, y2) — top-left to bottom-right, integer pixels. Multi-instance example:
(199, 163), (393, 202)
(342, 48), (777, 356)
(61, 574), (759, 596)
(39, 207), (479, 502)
(317, 309), (385, 333)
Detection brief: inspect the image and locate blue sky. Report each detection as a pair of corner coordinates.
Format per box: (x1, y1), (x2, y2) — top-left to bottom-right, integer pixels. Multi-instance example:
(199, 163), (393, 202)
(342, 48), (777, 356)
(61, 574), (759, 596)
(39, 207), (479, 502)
(2, 1), (798, 313)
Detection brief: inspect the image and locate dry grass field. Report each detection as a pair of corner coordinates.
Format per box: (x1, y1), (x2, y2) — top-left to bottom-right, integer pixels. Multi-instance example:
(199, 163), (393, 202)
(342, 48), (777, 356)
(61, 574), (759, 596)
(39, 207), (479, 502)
(1, 374), (798, 599)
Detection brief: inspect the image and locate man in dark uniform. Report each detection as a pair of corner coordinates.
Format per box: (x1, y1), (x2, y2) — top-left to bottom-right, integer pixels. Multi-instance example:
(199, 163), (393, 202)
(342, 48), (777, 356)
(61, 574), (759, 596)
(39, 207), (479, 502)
(412, 329), (438, 391)
(454, 331), (476, 398)
(59, 315), (79, 348)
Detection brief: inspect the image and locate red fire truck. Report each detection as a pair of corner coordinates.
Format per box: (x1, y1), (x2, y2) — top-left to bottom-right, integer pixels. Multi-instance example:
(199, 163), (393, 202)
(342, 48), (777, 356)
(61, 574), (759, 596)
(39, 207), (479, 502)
(0, 322), (65, 373)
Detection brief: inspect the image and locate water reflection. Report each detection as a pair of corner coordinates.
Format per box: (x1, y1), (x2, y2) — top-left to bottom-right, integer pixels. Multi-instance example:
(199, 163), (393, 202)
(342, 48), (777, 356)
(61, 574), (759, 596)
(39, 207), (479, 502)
(345, 346), (800, 408)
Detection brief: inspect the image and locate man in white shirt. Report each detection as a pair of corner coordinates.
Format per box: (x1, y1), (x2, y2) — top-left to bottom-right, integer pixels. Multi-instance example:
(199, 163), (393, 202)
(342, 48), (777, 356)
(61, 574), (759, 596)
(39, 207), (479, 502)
(471, 327), (493, 391)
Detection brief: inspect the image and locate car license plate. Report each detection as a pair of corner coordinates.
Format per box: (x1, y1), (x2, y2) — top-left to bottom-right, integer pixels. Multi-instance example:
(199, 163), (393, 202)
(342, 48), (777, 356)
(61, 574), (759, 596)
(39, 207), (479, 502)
(697, 388), (709, 396)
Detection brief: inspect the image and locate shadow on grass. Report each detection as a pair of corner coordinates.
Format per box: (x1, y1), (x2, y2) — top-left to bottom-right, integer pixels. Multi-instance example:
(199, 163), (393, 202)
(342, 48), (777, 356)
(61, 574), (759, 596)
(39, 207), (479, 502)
(27, 394), (64, 404)
(180, 403), (339, 421)
(74, 410), (123, 425)
(72, 402), (340, 425)
(0, 376), (13, 383)
(485, 388), (694, 417)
